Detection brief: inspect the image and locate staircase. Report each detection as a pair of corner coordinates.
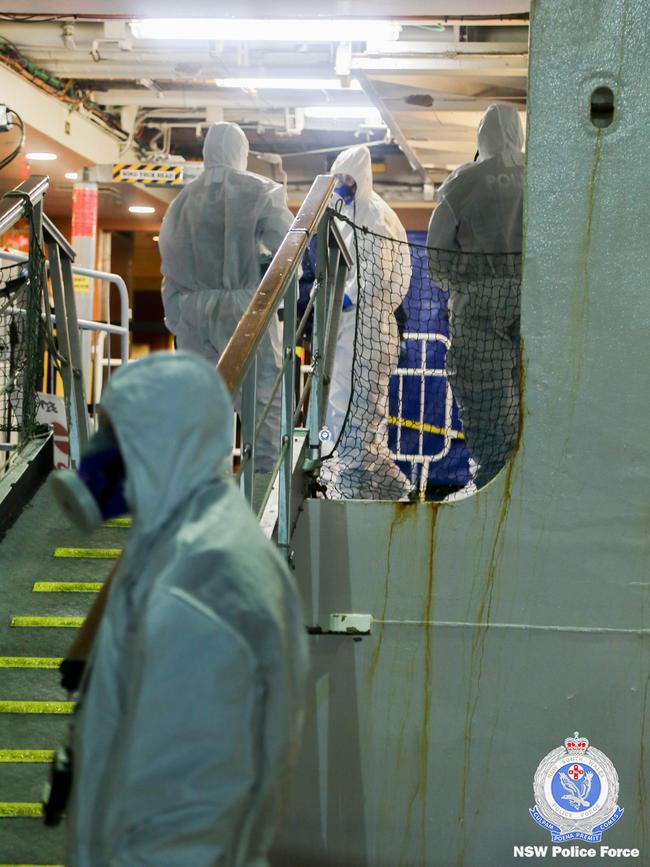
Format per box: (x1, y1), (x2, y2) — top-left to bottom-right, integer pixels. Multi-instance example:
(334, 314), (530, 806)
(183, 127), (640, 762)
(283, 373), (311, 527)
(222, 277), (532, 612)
(0, 481), (127, 866)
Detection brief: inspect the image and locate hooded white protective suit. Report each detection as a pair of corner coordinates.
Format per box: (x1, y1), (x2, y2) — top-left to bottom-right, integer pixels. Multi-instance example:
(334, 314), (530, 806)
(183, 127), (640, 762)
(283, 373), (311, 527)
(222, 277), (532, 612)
(320, 145), (413, 500)
(66, 352), (308, 867)
(159, 122), (294, 471)
(426, 103), (524, 486)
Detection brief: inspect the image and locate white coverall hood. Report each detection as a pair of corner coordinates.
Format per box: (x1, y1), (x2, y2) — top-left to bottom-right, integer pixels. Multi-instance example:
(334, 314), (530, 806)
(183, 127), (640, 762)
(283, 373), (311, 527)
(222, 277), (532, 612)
(477, 103), (524, 161)
(100, 351), (232, 536)
(67, 352), (309, 867)
(203, 121), (249, 178)
(331, 144), (374, 208)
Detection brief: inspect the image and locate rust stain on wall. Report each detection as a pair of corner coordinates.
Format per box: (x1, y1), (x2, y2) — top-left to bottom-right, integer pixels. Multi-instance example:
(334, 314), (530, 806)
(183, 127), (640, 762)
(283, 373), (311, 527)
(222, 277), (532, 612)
(367, 502), (414, 687)
(456, 460), (515, 867)
(400, 506), (438, 865)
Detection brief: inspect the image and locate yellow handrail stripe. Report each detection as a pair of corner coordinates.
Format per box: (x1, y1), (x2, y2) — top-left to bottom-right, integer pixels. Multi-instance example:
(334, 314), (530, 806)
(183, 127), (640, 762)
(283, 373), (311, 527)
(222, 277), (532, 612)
(386, 415), (465, 440)
(53, 547), (121, 558)
(0, 657), (63, 668)
(32, 582), (102, 593)
(0, 701), (74, 714)
(11, 616), (84, 628)
(103, 517), (132, 527)
(0, 750), (54, 763)
(0, 802), (44, 817)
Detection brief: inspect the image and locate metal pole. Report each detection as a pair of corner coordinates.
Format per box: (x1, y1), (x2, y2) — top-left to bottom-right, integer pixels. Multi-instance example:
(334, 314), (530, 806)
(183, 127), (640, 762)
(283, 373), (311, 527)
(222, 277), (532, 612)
(47, 242), (81, 465)
(278, 274), (297, 559)
(239, 357), (257, 506)
(306, 220), (329, 466)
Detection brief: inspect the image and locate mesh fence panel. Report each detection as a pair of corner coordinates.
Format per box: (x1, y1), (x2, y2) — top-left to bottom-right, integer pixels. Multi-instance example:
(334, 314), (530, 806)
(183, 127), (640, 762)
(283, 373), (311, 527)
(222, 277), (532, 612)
(0, 238), (45, 455)
(319, 216), (522, 501)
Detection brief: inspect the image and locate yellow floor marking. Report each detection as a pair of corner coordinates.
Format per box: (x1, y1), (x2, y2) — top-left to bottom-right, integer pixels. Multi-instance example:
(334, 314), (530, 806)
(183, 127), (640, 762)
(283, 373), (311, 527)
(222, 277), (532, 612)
(53, 547), (121, 558)
(103, 517), (132, 527)
(0, 657), (62, 669)
(0, 701), (74, 714)
(11, 616), (84, 628)
(32, 582), (102, 593)
(386, 415), (465, 440)
(0, 750), (54, 763)
(0, 802), (44, 817)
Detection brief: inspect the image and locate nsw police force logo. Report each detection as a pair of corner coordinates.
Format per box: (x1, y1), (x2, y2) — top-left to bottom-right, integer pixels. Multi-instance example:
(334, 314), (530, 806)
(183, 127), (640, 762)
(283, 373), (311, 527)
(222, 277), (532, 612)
(530, 732), (623, 843)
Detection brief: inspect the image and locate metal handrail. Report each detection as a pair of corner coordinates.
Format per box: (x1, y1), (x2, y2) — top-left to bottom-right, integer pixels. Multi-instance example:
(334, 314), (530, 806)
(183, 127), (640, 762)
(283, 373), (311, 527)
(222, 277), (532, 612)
(0, 251), (131, 366)
(218, 174), (336, 394)
(215, 173), (352, 556)
(0, 176), (48, 235)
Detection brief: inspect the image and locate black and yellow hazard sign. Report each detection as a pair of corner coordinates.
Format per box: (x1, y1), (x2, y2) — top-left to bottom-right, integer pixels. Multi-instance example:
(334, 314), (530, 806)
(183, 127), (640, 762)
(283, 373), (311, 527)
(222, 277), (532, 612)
(112, 163), (183, 185)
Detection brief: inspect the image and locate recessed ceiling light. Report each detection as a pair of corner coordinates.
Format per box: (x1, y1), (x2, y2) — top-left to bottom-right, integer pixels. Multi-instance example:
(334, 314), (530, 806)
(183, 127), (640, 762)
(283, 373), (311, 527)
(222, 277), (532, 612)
(130, 18), (401, 43)
(129, 205), (156, 214)
(64, 171), (79, 180)
(216, 77), (362, 91)
(26, 152), (57, 161)
(304, 106), (384, 125)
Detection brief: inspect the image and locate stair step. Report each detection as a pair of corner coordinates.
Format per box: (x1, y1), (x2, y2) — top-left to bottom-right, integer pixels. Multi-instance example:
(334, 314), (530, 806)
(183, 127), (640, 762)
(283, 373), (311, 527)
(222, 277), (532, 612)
(10, 618), (84, 629)
(0, 762), (53, 802)
(0, 752), (54, 763)
(52, 548), (120, 559)
(0, 703), (74, 716)
(0, 804), (43, 818)
(0, 660), (62, 670)
(103, 517), (131, 527)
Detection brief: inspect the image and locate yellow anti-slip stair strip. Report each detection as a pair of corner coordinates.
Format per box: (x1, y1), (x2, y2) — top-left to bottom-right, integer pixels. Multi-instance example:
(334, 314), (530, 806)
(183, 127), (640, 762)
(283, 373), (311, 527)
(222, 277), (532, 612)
(53, 547), (121, 558)
(0, 657), (63, 668)
(103, 517), (131, 527)
(0, 802), (44, 818)
(0, 701), (74, 714)
(11, 616), (85, 628)
(33, 582), (103, 593)
(0, 750), (54, 762)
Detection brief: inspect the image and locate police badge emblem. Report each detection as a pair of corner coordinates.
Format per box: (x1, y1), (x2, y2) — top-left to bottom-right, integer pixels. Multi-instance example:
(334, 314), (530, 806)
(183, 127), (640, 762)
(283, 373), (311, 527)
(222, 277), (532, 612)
(530, 732), (623, 843)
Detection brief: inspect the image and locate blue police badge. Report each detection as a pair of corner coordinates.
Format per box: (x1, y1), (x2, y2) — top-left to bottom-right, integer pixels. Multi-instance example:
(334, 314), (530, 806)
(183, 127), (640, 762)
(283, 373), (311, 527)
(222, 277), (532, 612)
(530, 732), (623, 843)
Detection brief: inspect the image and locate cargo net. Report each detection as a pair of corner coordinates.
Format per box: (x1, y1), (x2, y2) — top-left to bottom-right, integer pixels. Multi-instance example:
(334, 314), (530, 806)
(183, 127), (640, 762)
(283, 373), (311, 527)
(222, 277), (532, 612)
(0, 247), (45, 460)
(319, 217), (522, 501)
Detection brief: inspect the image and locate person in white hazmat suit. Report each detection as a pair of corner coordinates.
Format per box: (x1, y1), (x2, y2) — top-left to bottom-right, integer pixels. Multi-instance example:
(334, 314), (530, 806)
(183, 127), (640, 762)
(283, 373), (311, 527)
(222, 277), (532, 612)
(159, 122), (294, 472)
(427, 103), (524, 487)
(320, 145), (413, 500)
(59, 352), (308, 867)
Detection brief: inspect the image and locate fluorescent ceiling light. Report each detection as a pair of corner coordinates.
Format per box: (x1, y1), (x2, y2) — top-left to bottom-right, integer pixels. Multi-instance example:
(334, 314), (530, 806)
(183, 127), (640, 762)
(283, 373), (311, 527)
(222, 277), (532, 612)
(216, 77), (362, 91)
(304, 106), (384, 124)
(64, 171), (79, 180)
(128, 205), (156, 214)
(130, 18), (401, 43)
(26, 152), (57, 161)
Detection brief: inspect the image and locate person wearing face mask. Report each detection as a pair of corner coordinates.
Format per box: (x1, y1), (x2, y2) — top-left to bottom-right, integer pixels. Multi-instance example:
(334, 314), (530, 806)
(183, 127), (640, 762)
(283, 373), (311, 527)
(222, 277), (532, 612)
(427, 103), (524, 487)
(49, 352), (309, 867)
(319, 145), (413, 500)
(158, 122), (295, 472)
